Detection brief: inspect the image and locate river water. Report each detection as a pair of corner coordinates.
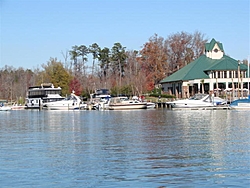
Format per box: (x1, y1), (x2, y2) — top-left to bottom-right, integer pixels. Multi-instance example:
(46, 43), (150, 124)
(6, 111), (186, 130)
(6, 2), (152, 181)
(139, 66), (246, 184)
(0, 109), (249, 188)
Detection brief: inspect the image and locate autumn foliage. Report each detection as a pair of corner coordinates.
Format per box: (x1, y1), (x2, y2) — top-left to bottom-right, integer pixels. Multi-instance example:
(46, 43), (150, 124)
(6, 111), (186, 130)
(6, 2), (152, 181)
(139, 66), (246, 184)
(139, 34), (168, 87)
(69, 77), (82, 96)
(0, 31), (208, 101)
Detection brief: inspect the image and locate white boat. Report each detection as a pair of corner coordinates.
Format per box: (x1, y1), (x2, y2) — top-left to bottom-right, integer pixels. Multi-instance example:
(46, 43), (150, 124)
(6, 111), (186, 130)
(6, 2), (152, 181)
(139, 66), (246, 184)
(229, 95), (250, 110)
(43, 92), (87, 110)
(108, 97), (147, 110)
(90, 89), (111, 110)
(146, 102), (156, 108)
(166, 94), (227, 108)
(25, 83), (64, 109)
(0, 106), (12, 111)
(93, 98), (111, 110)
(132, 96), (156, 109)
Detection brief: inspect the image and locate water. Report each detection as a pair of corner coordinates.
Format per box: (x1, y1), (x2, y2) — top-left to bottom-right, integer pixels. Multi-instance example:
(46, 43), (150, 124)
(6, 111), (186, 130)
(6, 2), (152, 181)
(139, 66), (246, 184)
(0, 109), (249, 188)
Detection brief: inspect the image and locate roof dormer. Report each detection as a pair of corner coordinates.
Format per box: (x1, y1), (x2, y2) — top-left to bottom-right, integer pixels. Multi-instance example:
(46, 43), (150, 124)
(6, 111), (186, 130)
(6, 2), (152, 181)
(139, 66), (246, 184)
(205, 38), (224, 59)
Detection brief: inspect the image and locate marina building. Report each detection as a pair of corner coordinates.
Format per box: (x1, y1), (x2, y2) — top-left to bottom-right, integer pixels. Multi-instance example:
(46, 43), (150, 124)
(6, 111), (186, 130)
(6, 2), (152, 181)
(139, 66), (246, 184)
(160, 38), (249, 98)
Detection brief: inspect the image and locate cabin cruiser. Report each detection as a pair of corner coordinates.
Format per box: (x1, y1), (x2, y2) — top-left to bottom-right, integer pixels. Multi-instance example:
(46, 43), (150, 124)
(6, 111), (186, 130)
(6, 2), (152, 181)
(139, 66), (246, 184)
(90, 89), (111, 110)
(92, 97), (111, 110)
(108, 97), (147, 110)
(229, 95), (250, 110)
(132, 96), (156, 108)
(167, 93), (227, 109)
(43, 92), (87, 110)
(25, 83), (64, 109)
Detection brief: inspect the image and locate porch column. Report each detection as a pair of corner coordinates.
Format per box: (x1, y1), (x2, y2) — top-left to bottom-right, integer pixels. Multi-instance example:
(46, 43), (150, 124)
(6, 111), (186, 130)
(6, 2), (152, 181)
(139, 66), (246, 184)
(209, 71), (214, 91)
(197, 80), (200, 93)
(209, 79), (214, 91)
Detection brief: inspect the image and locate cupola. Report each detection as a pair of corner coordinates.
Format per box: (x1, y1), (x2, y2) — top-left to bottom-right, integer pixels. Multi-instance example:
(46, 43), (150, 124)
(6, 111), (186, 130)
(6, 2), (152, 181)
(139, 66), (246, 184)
(205, 38), (224, 59)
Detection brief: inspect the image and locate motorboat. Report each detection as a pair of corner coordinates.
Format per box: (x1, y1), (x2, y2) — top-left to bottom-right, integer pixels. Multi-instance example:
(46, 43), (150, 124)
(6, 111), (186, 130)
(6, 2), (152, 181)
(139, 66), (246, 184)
(43, 92), (87, 110)
(0, 105), (12, 111)
(166, 93), (227, 109)
(146, 102), (156, 108)
(90, 89), (111, 110)
(92, 97), (111, 110)
(108, 97), (147, 110)
(229, 95), (250, 110)
(25, 83), (64, 109)
(11, 104), (26, 110)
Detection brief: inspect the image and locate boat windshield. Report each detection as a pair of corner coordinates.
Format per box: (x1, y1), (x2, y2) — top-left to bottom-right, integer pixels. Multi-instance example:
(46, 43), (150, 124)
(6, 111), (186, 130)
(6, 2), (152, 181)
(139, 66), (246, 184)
(65, 95), (77, 101)
(189, 94), (207, 100)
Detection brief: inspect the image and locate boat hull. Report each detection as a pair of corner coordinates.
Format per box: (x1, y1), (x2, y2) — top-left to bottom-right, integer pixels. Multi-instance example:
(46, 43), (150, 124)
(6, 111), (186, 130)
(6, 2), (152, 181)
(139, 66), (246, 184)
(167, 94), (226, 109)
(108, 97), (147, 110)
(146, 102), (156, 108)
(12, 106), (26, 110)
(44, 104), (87, 110)
(230, 106), (250, 110)
(229, 97), (250, 110)
(43, 92), (87, 110)
(0, 107), (12, 111)
(170, 102), (215, 108)
(109, 103), (147, 110)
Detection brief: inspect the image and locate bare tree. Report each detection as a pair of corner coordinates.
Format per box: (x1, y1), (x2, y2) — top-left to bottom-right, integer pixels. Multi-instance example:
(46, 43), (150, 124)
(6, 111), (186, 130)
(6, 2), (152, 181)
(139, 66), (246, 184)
(165, 31), (208, 75)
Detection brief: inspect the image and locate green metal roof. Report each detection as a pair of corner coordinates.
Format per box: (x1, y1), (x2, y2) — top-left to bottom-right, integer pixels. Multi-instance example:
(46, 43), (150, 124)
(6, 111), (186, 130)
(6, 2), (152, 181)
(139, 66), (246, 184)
(160, 55), (248, 83)
(160, 55), (209, 83)
(204, 55), (247, 72)
(205, 38), (224, 52)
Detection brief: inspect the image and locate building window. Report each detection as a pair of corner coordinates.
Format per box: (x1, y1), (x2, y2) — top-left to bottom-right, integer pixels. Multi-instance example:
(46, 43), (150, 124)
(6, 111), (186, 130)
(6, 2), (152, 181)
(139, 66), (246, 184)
(229, 71), (232, 78)
(235, 71), (238, 78)
(218, 71), (221, 78)
(224, 71), (227, 78)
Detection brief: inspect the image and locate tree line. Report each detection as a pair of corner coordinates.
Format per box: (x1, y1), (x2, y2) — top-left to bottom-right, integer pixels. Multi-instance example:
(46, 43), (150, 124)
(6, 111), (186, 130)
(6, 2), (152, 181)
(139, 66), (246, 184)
(0, 31), (208, 104)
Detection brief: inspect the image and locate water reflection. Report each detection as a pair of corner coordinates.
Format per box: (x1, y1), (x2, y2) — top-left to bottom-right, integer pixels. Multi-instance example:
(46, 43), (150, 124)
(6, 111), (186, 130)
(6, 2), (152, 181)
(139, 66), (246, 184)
(0, 109), (249, 187)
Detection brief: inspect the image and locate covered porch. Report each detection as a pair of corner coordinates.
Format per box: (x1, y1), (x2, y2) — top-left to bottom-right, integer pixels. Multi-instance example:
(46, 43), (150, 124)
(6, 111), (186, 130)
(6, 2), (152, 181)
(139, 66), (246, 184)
(162, 78), (250, 99)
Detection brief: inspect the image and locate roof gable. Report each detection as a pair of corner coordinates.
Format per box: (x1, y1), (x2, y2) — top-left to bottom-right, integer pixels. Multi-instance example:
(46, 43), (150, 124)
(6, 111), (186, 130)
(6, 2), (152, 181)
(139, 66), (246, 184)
(205, 38), (224, 52)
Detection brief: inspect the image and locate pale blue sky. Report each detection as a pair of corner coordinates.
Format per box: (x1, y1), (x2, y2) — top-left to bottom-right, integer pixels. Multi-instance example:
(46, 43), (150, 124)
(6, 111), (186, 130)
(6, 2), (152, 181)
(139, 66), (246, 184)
(0, 0), (249, 69)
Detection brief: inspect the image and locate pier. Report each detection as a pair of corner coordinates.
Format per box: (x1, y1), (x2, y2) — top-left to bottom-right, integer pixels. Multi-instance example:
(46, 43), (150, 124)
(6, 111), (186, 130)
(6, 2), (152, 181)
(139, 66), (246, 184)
(155, 102), (169, 109)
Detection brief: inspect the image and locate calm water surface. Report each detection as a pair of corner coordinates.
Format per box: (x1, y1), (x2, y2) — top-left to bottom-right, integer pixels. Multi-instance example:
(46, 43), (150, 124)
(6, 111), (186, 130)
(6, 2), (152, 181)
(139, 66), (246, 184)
(0, 109), (249, 187)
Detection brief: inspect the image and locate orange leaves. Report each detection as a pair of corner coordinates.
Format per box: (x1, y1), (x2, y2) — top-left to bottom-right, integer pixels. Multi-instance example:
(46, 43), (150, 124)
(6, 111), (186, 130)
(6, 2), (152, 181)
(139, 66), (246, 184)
(139, 34), (168, 85)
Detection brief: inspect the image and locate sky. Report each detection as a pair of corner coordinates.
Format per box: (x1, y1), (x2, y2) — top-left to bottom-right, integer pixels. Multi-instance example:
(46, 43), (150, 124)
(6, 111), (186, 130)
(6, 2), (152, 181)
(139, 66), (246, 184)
(0, 0), (249, 69)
